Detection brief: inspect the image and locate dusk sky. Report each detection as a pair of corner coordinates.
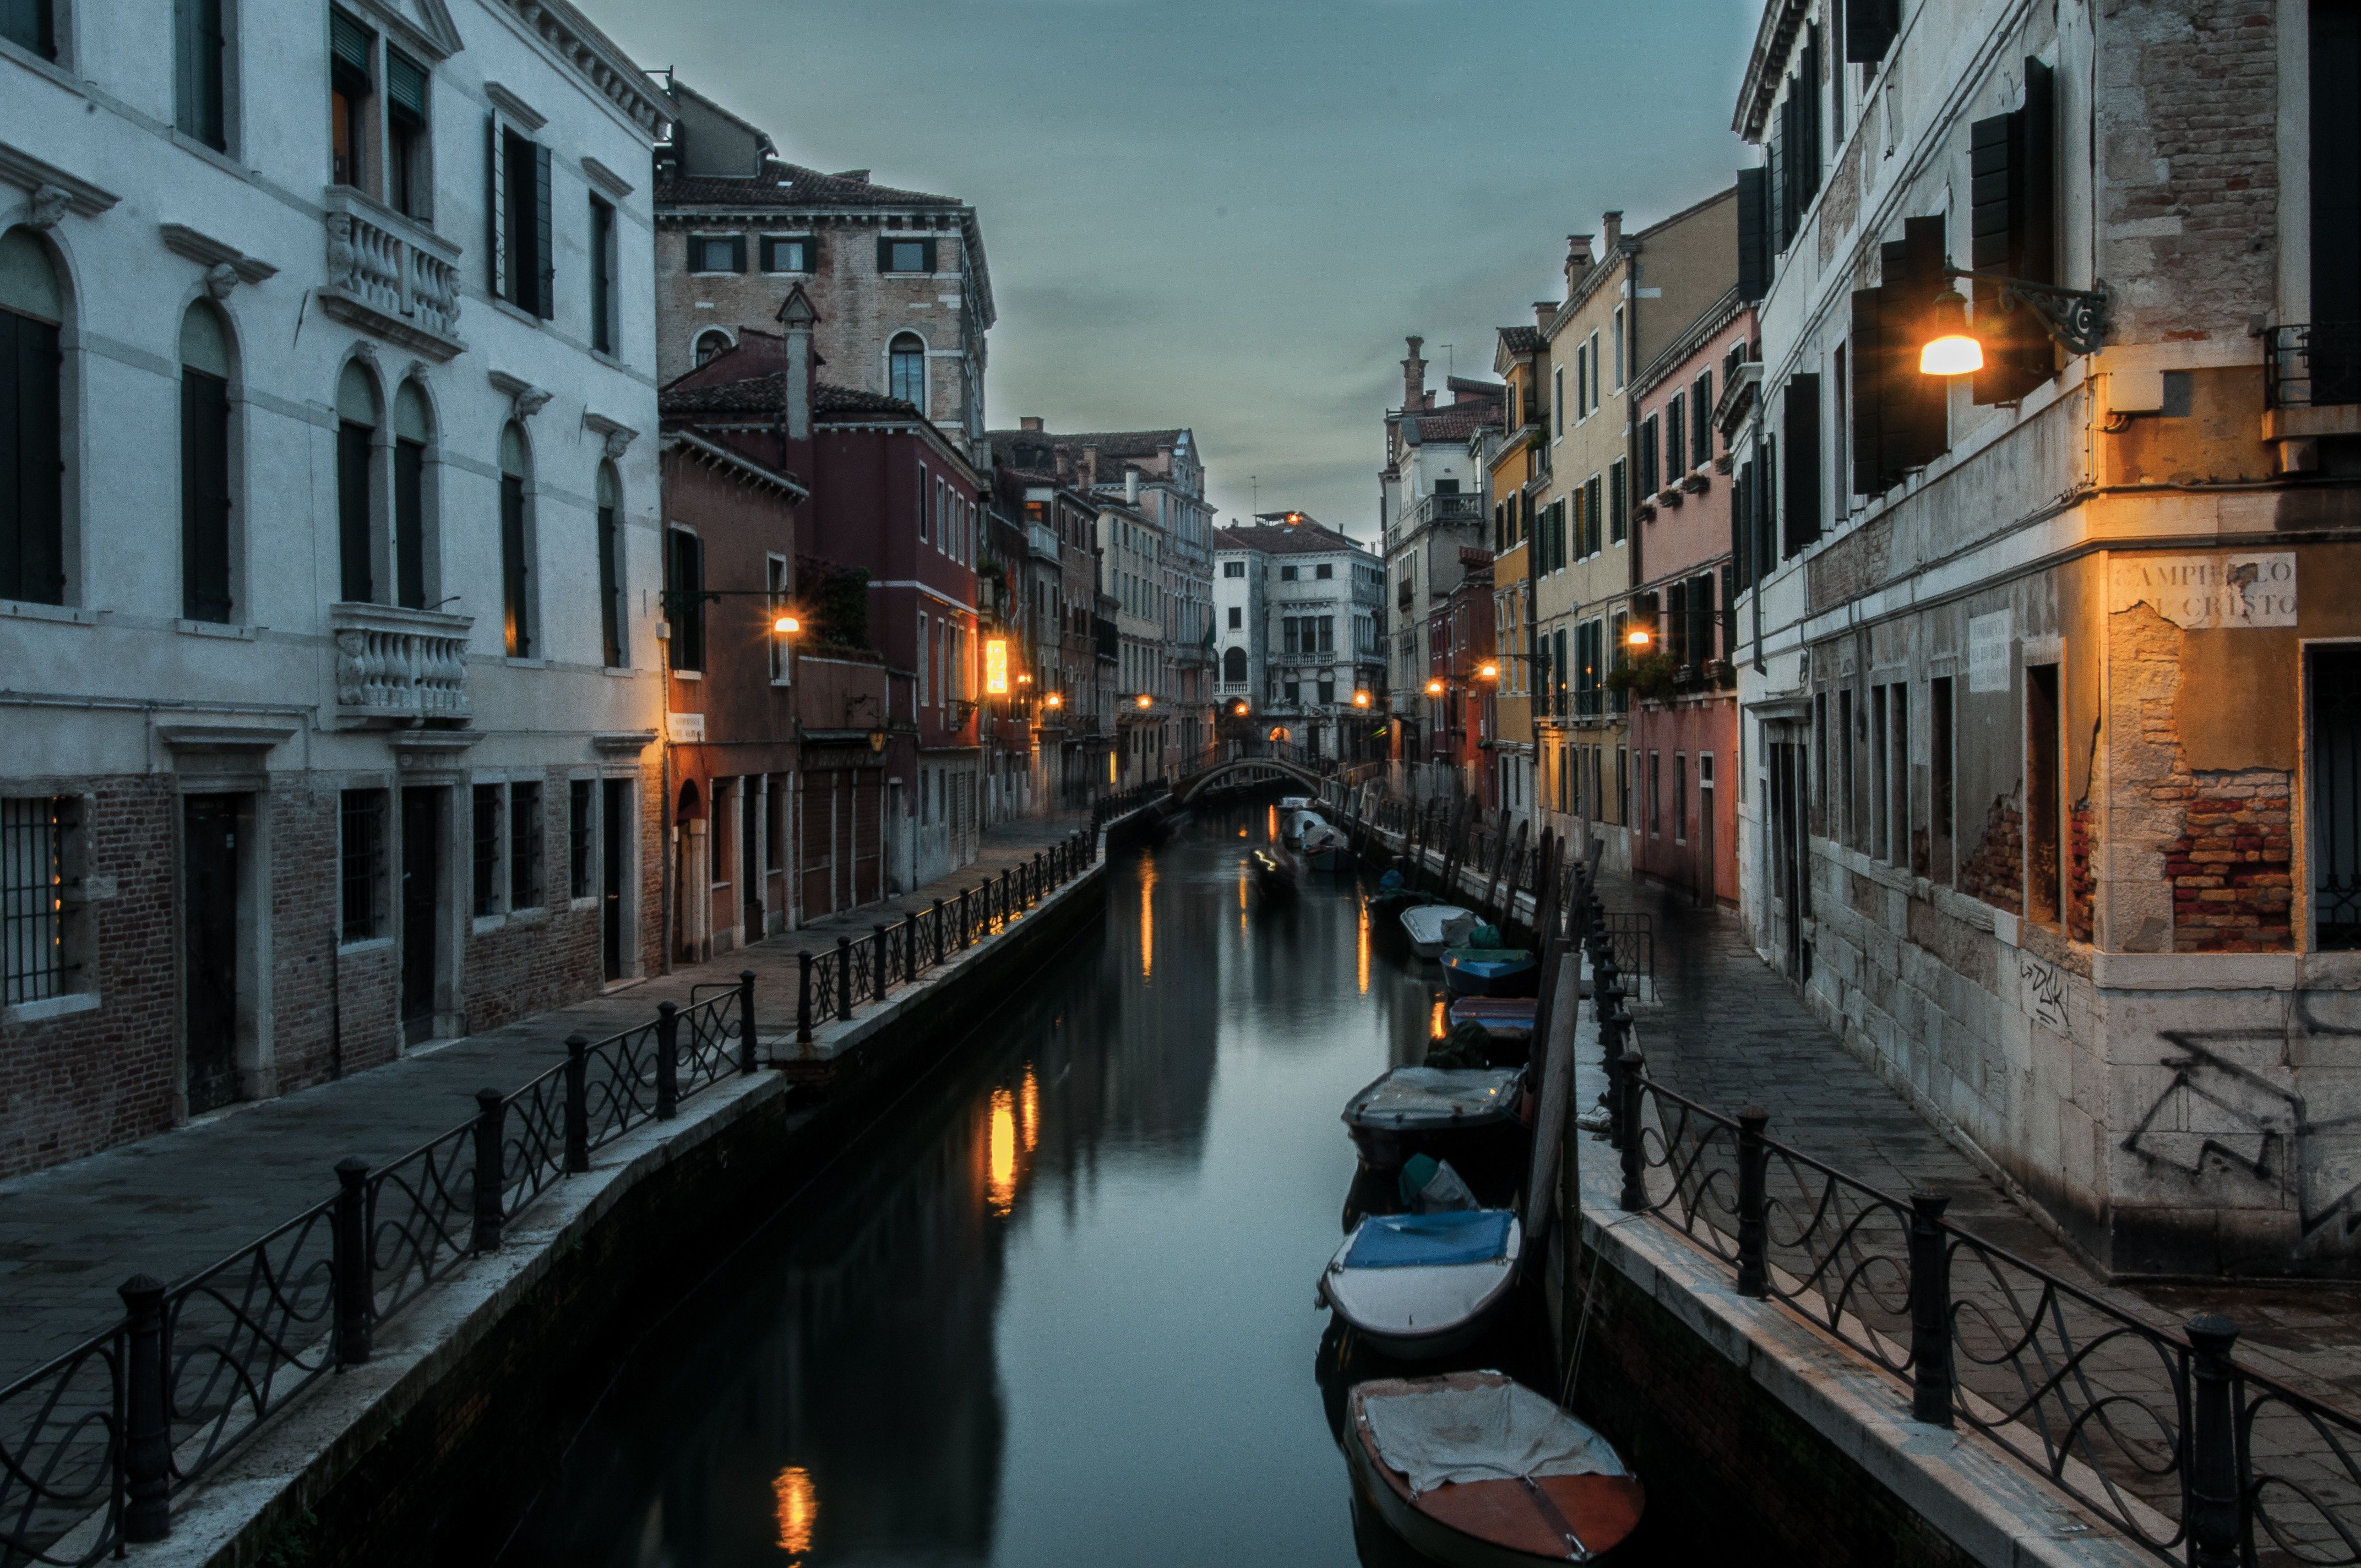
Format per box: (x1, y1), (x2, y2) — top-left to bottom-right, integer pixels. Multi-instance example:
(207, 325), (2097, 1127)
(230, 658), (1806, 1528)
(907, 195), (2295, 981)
(595, 0), (1761, 542)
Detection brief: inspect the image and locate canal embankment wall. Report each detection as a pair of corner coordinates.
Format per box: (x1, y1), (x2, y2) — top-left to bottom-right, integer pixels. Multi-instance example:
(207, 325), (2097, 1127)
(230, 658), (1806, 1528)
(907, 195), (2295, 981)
(1341, 792), (2148, 1566)
(143, 811), (1156, 1568)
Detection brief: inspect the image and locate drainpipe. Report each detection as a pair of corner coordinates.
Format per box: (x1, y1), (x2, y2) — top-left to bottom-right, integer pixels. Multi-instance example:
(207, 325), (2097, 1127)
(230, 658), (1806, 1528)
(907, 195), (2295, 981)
(660, 724), (675, 976)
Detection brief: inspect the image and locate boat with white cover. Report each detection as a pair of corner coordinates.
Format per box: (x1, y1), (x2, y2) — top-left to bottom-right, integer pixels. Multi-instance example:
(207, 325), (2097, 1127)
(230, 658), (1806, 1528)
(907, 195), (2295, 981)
(1340, 1066), (1526, 1172)
(1346, 1370), (1645, 1564)
(1319, 1209), (1521, 1359)
(1400, 905), (1476, 959)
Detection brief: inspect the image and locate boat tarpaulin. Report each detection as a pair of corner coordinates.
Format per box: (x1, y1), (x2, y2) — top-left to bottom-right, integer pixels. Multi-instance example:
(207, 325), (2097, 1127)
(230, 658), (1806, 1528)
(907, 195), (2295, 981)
(1347, 1068), (1522, 1122)
(1362, 1380), (1628, 1494)
(1345, 1209), (1514, 1269)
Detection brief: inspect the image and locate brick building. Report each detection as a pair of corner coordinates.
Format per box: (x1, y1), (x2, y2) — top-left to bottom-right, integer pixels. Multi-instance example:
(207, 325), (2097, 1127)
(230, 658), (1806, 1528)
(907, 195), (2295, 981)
(1729, 0), (2361, 1275)
(0, 0), (667, 1179)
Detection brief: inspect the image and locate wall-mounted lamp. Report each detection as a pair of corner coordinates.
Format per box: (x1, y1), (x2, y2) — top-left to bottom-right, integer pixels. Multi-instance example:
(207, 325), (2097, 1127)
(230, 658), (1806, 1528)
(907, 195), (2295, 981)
(772, 613), (802, 635)
(1477, 662), (1499, 681)
(1424, 678), (1445, 697)
(1917, 287), (1983, 377)
(1352, 690), (1372, 708)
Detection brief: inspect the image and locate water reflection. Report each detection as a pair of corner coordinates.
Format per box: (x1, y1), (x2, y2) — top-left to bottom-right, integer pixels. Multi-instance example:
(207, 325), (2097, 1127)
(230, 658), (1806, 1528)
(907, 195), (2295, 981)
(498, 805), (1453, 1568)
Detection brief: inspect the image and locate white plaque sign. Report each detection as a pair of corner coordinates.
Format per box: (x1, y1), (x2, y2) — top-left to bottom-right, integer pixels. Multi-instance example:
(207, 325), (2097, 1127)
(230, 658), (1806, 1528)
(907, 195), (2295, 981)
(1968, 610), (2013, 693)
(2109, 552), (2297, 629)
(668, 710), (705, 742)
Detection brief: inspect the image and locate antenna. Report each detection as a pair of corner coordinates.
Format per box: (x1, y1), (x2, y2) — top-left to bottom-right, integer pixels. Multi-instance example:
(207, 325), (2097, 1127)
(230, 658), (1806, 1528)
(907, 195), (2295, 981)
(1438, 344), (1455, 379)
(1250, 475), (1259, 513)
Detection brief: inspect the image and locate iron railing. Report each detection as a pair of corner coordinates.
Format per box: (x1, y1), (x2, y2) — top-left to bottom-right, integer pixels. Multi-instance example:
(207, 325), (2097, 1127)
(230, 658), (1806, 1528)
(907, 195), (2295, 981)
(792, 832), (1095, 1043)
(1574, 910), (2361, 1568)
(0, 981), (757, 1567)
(2265, 323), (2361, 409)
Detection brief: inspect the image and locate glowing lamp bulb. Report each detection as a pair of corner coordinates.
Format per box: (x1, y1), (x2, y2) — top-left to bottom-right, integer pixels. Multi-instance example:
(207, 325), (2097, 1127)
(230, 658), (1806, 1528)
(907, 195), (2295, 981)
(773, 614), (801, 635)
(1353, 690), (1370, 707)
(1424, 679), (1444, 697)
(1135, 693), (1152, 709)
(1626, 627), (1652, 649)
(1918, 287), (1983, 377)
(1233, 701), (1248, 716)
(1046, 692), (1063, 709)
(1478, 662), (1499, 680)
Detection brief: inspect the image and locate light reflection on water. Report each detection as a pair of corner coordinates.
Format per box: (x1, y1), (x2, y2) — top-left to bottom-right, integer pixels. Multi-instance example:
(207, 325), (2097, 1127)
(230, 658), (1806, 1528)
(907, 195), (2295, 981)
(500, 804), (1452, 1568)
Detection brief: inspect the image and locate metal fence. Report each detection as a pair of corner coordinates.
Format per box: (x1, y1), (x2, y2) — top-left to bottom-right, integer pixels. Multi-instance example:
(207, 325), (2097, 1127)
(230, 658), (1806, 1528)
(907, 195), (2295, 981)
(0, 982), (756, 1568)
(1574, 909), (2361, 1568)
(793, 831), (1095, 1043)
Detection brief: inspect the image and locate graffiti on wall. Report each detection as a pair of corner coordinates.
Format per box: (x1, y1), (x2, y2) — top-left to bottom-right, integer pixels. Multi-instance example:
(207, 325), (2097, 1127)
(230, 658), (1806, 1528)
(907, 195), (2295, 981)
(2018, 953), (2071, 1036)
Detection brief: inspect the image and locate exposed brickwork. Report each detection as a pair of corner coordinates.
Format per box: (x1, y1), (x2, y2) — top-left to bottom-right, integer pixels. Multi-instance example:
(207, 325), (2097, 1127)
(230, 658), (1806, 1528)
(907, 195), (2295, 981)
(1959, 795), (2025, 917)
(2067, 802), (2096, 945)
(267, 782), (339, 1096)
(2162, 770), (2294, 951)
(461, 767), (605, 1037)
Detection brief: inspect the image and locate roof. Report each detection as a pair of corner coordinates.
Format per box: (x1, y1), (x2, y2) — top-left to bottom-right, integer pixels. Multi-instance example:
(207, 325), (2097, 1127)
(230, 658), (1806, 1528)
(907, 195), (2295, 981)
(984, 427), (1190, 462)
(659, 374), (924, 421)
(1544, 186), (1739, 344)
(1497, 326), (1541, 356)
(657, 157), (963, 211)
(1397, 405), (1500, 447)
(1215, 521), (1373, 558)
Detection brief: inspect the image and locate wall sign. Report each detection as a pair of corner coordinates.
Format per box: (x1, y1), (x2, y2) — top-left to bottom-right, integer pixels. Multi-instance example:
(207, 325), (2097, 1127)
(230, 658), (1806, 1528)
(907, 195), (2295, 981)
(1968, 609), (2013, 693)
(668, 711), (705, 742)
(2109, 552), (2298, 629)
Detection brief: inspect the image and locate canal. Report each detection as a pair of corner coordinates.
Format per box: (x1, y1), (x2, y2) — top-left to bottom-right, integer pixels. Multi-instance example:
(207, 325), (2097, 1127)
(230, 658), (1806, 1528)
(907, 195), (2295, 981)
(494, 802), (1636, 1567)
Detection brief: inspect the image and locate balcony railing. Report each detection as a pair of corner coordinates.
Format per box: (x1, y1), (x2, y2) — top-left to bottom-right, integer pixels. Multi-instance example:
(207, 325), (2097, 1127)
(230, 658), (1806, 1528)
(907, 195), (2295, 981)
(332, 602), (472, 723)
(318, 189), (465, 361)
(1027, 520), (1060, 563)
(2265, 322), (2361, 407)
(1403, 492), (1487, 533)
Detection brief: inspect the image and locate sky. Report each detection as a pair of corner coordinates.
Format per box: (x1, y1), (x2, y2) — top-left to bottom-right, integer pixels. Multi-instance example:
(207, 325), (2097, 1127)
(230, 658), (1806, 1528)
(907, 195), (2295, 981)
(594, 0), (1763, 543)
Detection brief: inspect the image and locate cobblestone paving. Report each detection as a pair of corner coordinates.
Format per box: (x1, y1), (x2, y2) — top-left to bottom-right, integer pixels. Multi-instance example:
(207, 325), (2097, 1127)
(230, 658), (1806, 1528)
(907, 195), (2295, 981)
(0, 814), (1097, 1385)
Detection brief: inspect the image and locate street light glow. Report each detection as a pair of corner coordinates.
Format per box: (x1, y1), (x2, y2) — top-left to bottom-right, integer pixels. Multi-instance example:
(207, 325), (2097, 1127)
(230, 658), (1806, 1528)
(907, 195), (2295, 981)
(1232, 700), (1249, 716)
(1425, 678), (1444, 697)
(1626, 625), (1652, 649)
(1919, 287), (1983, 376)
(773, 614), (801, 635)
(1478, 662), (1499, 680)
(1045, 692), (1063, 709)
(1135, 692), (1152, 709)
(1352, 690), (1370, 707)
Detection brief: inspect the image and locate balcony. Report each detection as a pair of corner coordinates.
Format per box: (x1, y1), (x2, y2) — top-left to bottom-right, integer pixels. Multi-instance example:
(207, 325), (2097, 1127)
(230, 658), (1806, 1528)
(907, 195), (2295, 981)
(318, 189), (465, 361)
(331, 602), (472, 723)
(1402, 493), (1486, 533)
(1395, 579), (1416, 612)
(1028, 520), (1060, 563)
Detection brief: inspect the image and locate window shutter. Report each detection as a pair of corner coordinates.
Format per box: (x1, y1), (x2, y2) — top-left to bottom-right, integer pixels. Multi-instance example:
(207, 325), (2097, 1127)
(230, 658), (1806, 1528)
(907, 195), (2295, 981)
(1885, 217), (1950, 465)
(922, 237), (939, 273)
(729, 235), (747, 273)
(1732, 460), (1753, 591)
(1781, 374), (1822, 558)
(1769, 102), (1789, 254)
(1971, 59), (2058, 405)
(1607, 462), (1625, 544)
(1847, 0), (1897, 62)
(1720, 563), (1737, 658)
(330, 9), (371, 72)
(487, 115), (506, 300)
(1800, 27), (1823, 205)
(181, 370), (233, 622)
(1758, 435), (1778, 581)
(876, 235), (894, 272)
(0, 311), (66, 605)
(1849, 284), (1885, 494)
(533, 141), (554, 319)
(388, 50), (427, 117)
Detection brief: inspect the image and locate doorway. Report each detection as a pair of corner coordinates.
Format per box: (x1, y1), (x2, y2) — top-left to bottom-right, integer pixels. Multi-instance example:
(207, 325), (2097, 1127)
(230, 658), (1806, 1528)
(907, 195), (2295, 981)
(182, 794), (243, 1114)
(400, 787), (442, 1045)
(602, 778), (629, 979)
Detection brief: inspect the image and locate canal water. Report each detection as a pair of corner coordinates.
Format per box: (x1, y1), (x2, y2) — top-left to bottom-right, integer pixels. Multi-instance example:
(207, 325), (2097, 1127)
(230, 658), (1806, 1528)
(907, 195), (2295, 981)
(497, 802), (1609, 1567)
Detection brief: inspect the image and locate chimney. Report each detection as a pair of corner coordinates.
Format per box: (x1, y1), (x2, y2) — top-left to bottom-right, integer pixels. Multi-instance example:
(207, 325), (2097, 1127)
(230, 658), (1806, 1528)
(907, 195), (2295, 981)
(1125, 467), (1140, 504)
(1533, 301), (1554, 330)
(1053, 444), (1070, 479)
(1020, 415), (1043, 432)
(1423, 390), (1435, 410)
(1564, 233), (1593, 297)
(1402, 335), (1427, 411)
(1081, 445), (1098, 488)
(1601, 210), (1624, 252)
(775, 286), (819, 442)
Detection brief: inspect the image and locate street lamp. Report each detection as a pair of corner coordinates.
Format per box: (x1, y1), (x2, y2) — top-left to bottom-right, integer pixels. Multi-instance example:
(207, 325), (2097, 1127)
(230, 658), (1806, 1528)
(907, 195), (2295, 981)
(1918, 286), (1982, 377)
(1915, 265), (2110, 378)
(1477, 662), (1499, 682)
(1424, 678), (1444, 698)
(1045, 692), (1064, 709)
(1625, 624), (1652, 650)
(1232, 700), (1249, 716)
(1135, 693), (1153, 710)
(1352, 690), (1371, 708)
(772, 613), (801, 636)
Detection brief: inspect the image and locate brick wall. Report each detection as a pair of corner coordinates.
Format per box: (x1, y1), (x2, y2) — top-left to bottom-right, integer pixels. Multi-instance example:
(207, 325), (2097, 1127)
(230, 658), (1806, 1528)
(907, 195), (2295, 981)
(2067, 802), (2096, 944)
(0, 776), (179, 1180)
(1958, 795), (2024, 917)
(2163, 770), (2294, 951)
(267, 782), (338, 1095)
(461, 767), (606, 1037)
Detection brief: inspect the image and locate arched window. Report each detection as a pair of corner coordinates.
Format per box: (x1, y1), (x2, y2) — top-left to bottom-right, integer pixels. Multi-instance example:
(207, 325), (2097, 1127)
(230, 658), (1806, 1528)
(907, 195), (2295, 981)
(596, 461), (623, 668)
(692, 329), (732, 367)
(1223, 646), (1247, 684)
(1, 227), (65, 605)
(498, 422), (532, 657)
(393, 380), (432, 609)
(335, 360), (382, 603)
(179, 302), (235, 622)
(889, 332), (924, 407)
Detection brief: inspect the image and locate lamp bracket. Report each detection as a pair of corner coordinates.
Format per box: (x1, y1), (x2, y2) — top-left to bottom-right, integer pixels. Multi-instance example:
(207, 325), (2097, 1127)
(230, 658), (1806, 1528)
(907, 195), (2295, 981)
(1944, 266), (2109, 357)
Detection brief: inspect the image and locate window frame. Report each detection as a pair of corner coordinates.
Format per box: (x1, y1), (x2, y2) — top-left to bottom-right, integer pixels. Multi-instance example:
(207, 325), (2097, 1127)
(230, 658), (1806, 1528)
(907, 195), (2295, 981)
(688, 232), (746, 275)
(339, 788), (389, 944)
(509, 780), (543, 912)
(759, 233), (814, 274)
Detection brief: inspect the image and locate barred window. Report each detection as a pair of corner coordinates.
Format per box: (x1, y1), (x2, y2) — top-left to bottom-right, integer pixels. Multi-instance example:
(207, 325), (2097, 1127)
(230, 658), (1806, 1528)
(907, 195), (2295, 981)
(568, 780), (594, 902)
(3, 797), (77, 1005)
(472, 784), (502, 916)
(509, 782), (543, 910)
(339, 790), (387, 943)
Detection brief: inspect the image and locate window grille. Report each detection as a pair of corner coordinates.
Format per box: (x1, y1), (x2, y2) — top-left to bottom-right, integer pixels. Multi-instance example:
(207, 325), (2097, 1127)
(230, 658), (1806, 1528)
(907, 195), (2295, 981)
(339, 790), (385, 943)
(2, 796), (73, 1005)
(510, 782), (543, 910)
(569, 780), (594, 901)
(472, 785), (502, 916)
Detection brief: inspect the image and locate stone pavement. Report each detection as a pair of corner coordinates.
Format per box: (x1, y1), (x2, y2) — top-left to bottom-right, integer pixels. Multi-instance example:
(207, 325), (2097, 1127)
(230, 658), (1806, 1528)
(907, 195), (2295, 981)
(0, 812), (1096, 1386)
(1595, 867), (2361, 1413)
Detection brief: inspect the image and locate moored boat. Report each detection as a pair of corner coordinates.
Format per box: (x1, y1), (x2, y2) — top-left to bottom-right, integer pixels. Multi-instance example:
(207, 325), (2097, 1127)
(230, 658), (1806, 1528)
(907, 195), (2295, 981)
(1400, 904), (1475, 959)
(1249, 847), (1298, 899)
(1441, 946), (1537, 997)
(1340, 1066), (1526, 1173)
(1346, 1371), (1645, 1564)
(1318, 1208), (1522, 1360)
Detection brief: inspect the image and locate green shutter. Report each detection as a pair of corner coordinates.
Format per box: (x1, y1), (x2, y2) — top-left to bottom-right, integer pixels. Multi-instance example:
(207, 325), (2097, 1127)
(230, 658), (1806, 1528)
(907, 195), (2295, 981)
(1, 310), (66, 605)
(181, 369), (233, 622)
(330, 9), (370, 72)
(387, 50), (427, 117)
(533, 141), (554, 319)
(922, 237), (938, 273)
(877, 235), (894, 272)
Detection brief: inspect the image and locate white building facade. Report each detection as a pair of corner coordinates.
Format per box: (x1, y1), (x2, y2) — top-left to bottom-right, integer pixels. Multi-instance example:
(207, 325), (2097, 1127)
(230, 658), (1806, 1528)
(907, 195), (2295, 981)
(1218, 517), (1384, 762)
(0, 0), (667, 1178)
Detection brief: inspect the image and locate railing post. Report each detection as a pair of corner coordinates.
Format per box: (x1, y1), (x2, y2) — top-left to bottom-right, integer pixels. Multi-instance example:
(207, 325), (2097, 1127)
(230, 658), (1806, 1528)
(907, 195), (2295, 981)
(932, 897), (947, 962)
(872, 924), (888, 1000)
(796, 951), (814, 1044)
(118, 1273), (171, 1544)
(563, 1033), (591, 1169)
(1906, 1189), (1954, 1427)
(959, 886), (971, 945)
(905, 914), (918, 979)
(1617, 1050), (1647, 1212)
(333, 1156), (374, 1366)
(737, 971), (758, 1075)
(1735, 1108), (1770, 1298)
(471, 1087), (507, 1250)
(655, 1003), (681, 1122)
(2186, 1313), (2243, 1568)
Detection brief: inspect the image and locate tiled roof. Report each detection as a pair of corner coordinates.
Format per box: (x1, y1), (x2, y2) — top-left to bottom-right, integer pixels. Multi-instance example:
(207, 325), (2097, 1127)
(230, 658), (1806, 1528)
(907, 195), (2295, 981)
(659, 375), (923, 421)
(658, 159), (963, 210)
(983, 428), (1188, 461)
(815, 382), (922, 417)
(1498, 326), (1541, 355)
(1397, 405), (1499, 445)
(1216, 522), (1372, 557)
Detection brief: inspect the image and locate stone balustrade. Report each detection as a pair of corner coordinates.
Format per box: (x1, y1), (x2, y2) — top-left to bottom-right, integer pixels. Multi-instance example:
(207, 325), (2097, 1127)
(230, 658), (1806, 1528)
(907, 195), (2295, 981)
(318, 190), (465, 360)
(331, 602), (473, 722)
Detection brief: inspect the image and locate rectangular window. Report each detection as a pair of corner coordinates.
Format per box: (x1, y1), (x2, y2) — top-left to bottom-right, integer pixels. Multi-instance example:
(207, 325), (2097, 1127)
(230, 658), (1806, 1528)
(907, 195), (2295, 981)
(2309, 647), (2361, 949)
(1223, 559), (1244, 578)
(496, 127), (554, 318)
(1693, 369), (1715, 466)
(387, 50), (430, 220)
(501, 471), (531, 657)
(1930, 676), (1955, 884)
(879, 236), (937, 273)
(1554, 368), (1565, 437)
(1838, 688), (1856, 848)
(175, 0), (227, 150)
(665, 529), (703, 672)
(1283, 616), (1300, 655)
(331, 10), (372, 189)
(690, 234), (745, 274)
(2, 796), (77, 1004)
(395, 434), (425, 611)
(1612, 307), (1626, 388)
(1871, 684), (1890, 860)
(1891, 681), (1912, 871)
(471, 783), (502, 917)
(1675, 752), (1689, 842)
(1607, 461), (1626, 544)
(596, 483), (622, 667)
(1227, 605), (1242, 629)
(509, 781), (543, 910)
(339, 789), (387, 943)
(568, 778), (594, 901)
(1666, 394), (1686, 479)
(1, 0), (55, 59)
(181, 367), (233, 623)
(1649, 750), (1661, 836)
(338, 418), (373, 603)
(2027, 663), (2062, 924)
(1639, 416), (1660, 499)
(1315, 562), (1332, 579)
(1318, 616), (1334, 653)
(589, 196), (615, 356)
(1280, 564), (1298, 581)
(760, 235), (813, 273)
(917, 465), (929, 543)
(0, 303), (64, 605)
